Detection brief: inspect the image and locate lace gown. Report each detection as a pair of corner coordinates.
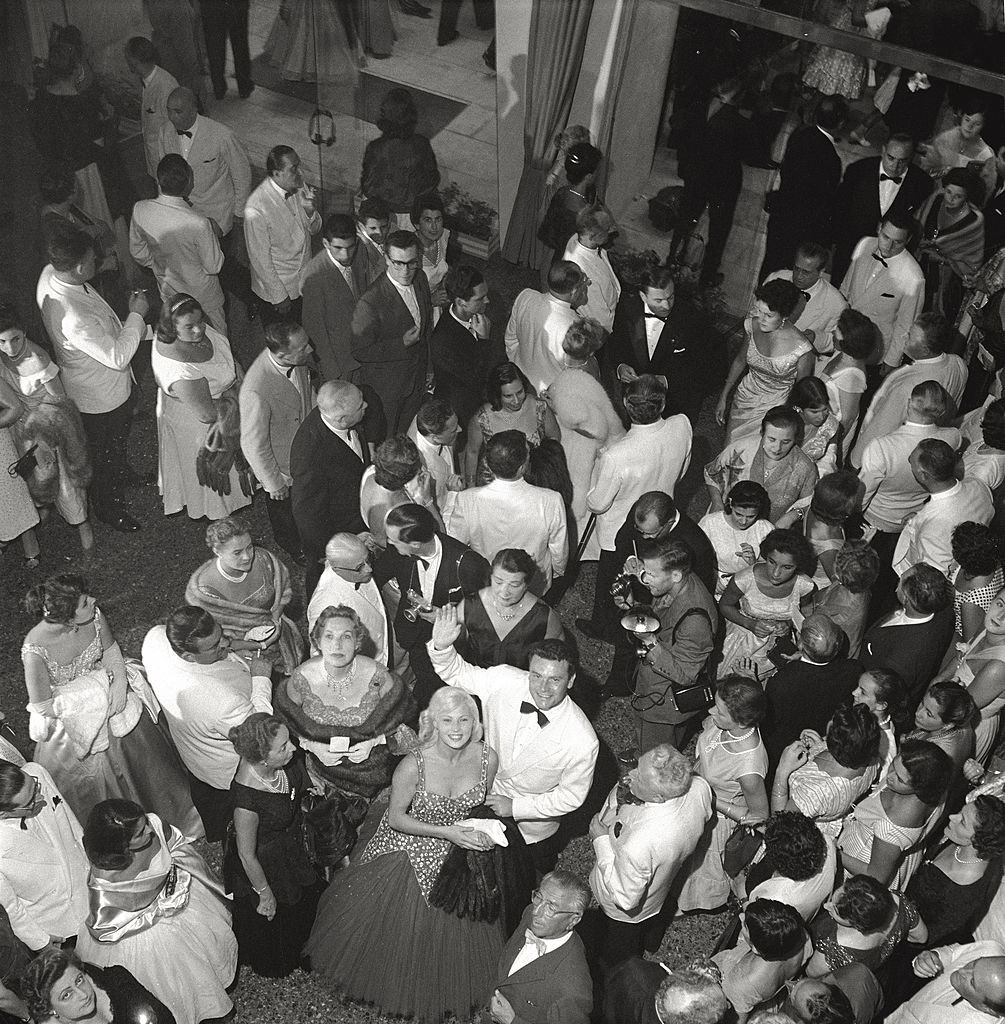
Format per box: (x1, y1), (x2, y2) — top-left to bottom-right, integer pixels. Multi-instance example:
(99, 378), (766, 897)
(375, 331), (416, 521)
(306, 744), (504, 1023)
(21, 614), (201, 834)
(725, 321), (813, 443)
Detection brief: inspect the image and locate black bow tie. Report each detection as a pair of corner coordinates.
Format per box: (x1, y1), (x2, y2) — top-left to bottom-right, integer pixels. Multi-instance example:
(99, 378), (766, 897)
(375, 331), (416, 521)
(872, 252), (889, 267)
(880, 174), (902, 184)
(412, 556), (429, 570)
(176, 129), (192, 138)
(284, 189), (298, 200)
(519, 701), (549, 727)
(616, 780), (645, 809)
(800, 291), (811, 303)
(281, 364), (295, 378)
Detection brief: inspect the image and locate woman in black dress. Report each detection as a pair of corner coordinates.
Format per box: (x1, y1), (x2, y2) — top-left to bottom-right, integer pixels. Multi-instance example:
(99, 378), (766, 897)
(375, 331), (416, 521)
(21, 948), (175, 1024)
(224, 713), (322, 978)
(455, 549), (563, 669)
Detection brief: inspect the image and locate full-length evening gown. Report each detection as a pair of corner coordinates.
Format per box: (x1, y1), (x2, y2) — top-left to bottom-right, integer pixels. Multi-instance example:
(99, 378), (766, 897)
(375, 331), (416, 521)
(265, 0), (359, 89)
(306, 744), (504, 1022)
(726, 320), (812, 443)
(21, 609), (202, 834)
(458, 591), (552, 669)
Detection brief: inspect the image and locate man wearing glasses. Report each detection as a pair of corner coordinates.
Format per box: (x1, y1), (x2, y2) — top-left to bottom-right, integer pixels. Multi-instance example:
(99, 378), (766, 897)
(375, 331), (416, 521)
(491, 870), (593, 1024)
(352, 229), (434, 435)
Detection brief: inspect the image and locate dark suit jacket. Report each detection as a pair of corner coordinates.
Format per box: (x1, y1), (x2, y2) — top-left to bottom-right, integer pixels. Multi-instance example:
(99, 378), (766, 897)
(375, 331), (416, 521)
(350, 270), (434, 393)
(495, 908), (592, 1024)
(429, 310), (491, 430)
(678, 101), (752, 196)
(860, 607), (954, 709)
(289, 406), (371, 555)
(607, 295), (726, 422)
(300, 247), (372, 383)
(601, 956), (664, 1024)
(831, 158), (934, 282)
(769, 124), (842, 245)
(762, 657), (862, 775)
(985, 179), (1005, 259)
(612, 504), (719, 600)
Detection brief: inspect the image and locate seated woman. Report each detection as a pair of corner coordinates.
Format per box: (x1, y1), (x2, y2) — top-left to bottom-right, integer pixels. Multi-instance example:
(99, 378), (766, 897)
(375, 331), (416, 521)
(76, 801), (238, 1024)
(938, 587), (1005, 765)
(916, 168), (986, 320)
(808, 541), (880, 658)
(718, 528), (816, 680)
(806, 874), (925, 976)
(678, 677), (769, 913)
(799, 472), (862, 589)
(21, 948), (176, 1024)
(906, 682), (977, 788)
(305, 687), (506, 1023)
(464, 362), (560, 486)
(185, 517), (304, 677)
(706, 406), (819, 526)
(771, 703), (882, 839)
(275, 605), (417, 801)
(456, 548), (563, 669)
(699, 481), (774, 598)
(151, 294), (253, 520)
(716, 279), (814, 445)
(818, 309), (875, 436)
(733, 810), (838, 922)
(0, 302), (93, 560)
(838, 739), (952, 889)
(788, 377), (840, 476)
(224, 714), (322, 978)
(852, 668), (908, 780)
(960, 400), (1005, 496)
(21, 575), (201, 834)
(360, 435), (442, 548)
(711, 899), (811, 1024)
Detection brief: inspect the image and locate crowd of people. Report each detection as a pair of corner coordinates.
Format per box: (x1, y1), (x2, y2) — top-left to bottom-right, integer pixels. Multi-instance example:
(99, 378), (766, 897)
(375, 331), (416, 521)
(4, 8), (1005, 1024)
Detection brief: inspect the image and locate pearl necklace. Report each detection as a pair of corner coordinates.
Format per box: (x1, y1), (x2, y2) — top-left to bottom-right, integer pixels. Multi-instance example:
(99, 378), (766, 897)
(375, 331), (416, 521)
(325, 656), (357, 698)
(492, 595), (523, 621)
(216, 557), (249, 583)
(705, 726), (755, 755)
(253, 765), (289, 794)
(955, 846), (984, 864)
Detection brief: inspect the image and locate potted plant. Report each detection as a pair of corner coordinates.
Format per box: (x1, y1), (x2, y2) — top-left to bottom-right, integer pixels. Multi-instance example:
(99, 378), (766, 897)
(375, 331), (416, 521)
(440, 181), (499, 260)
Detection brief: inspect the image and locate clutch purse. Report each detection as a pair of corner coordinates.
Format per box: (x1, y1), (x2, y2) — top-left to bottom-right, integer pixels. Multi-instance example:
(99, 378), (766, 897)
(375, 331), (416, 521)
(8, 444), (38, 480)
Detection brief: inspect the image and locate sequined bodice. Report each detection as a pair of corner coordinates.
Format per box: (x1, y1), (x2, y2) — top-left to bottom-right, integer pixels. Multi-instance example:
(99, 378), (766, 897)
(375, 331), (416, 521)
(21, 615), (103, 688)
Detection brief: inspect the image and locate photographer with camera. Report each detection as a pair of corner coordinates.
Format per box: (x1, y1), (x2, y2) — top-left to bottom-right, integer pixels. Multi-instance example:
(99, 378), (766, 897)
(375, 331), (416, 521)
(626, 540), (718, 753)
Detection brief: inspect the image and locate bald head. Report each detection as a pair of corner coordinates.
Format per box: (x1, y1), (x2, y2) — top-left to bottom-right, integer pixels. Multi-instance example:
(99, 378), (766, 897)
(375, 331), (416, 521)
(800, 614), (842, 663)
(655, 967), (729, 1024)
(166, 87), (197, 131)
(324, 533), (371, 580)
(317, 381), (366, 430)
(952, 956), (1005, 1016)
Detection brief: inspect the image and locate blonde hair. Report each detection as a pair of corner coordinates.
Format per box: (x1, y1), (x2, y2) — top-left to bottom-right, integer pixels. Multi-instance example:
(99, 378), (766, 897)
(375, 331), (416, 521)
(417, 687), (483, 746)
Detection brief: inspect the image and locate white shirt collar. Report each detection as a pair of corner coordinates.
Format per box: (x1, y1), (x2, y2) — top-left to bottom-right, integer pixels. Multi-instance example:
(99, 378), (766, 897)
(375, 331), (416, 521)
(929, 481), (962, 503)
(818, 126), (835, 144)
(524, 930), (573, 955)
(142, 68), (157, 86)
(387, 274), (414, 296)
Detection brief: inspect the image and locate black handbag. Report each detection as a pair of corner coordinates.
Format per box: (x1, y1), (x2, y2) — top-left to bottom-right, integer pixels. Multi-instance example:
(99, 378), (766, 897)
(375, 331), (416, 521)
(721, 822), (765, 878)
(630, 608), (716, 716)
(7, 444), (38, 481)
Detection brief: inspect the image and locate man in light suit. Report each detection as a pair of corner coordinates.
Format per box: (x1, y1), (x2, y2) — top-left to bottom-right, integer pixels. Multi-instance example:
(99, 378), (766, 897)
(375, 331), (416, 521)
(244, 145), (322, 325)
(124, 36), (179, 181)
(490, 870), (593, 1024)
(408, 398), (465, 521)
(840, 209), (925, 372)
(301, 212), (373, 383)
(563, 204), (621, 331)
(447, 430), (567, 595)
(129, 154), (226, 332)
(291, 380), (375, 597)
(606, 263), (725, 422)
(158, 87), (251, 237)
(36, 225), (149, 532)
(351, 229), (434, 435)
(831, 134), (933, 284)
(505, 261), (587, 393)
(429, 605), (600, 872)
(0, 761), (90, 952)
(240, 320), (315, 562)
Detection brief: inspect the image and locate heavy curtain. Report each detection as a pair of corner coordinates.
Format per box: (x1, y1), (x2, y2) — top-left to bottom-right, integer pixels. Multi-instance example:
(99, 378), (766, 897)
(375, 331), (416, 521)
(501, 0), (595, 267)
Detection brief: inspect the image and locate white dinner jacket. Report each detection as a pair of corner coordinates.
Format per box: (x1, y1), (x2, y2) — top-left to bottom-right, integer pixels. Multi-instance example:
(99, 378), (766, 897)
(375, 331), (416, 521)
(428, 643), (599, 844)
(140, 65), (179, 177)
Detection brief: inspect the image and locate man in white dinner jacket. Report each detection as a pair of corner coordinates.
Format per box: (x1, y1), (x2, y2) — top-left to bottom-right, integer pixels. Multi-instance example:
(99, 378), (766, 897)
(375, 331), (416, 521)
(428, 605), (599, 873)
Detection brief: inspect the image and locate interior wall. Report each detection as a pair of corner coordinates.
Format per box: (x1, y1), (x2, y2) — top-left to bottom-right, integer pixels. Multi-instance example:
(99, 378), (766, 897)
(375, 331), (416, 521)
(495, 0), (534, 241)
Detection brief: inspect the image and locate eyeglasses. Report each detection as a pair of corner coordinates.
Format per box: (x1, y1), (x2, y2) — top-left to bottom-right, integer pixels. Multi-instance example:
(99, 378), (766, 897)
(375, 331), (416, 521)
(388, 257), (420, 268)
(330, 560), (368, 573)
(530, 889), (576, 916)
(8, 777), (41, 813)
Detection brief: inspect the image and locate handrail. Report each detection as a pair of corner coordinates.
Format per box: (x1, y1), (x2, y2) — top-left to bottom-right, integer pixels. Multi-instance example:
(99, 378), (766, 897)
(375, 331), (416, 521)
(663, 0), (1005, 97)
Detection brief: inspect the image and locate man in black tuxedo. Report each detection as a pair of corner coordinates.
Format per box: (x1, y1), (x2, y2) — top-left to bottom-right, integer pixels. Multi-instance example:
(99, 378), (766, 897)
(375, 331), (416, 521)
(291, 380), (380, 597)
(374, 503), (489, 709)
(668, 77), (754, 291)
(759, 95), (847, 281)
(351, 229), (434, 435)
(606, 263), (725, 423)
(429, 264), (493, 436)
(830, 134), (933, 284)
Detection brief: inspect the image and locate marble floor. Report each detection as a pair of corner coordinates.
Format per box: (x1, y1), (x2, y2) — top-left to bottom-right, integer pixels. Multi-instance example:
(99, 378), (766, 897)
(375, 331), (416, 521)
(209, 0), (498, 209)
